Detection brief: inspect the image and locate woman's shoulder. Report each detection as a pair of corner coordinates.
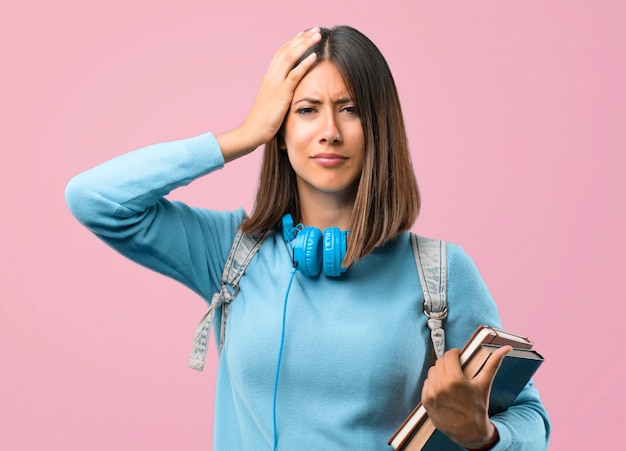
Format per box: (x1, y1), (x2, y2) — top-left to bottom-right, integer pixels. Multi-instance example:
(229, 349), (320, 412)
(410, 233), (476, 267)
(408, 233), (489, 292)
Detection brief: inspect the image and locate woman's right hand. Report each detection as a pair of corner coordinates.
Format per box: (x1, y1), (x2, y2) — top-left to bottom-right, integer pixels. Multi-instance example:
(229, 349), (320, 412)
(217, 27), (322, 162)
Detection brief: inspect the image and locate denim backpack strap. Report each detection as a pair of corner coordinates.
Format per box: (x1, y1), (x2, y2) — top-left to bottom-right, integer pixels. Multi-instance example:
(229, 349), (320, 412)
(411, 234), (448, 360)
(188, 229), (271, 371)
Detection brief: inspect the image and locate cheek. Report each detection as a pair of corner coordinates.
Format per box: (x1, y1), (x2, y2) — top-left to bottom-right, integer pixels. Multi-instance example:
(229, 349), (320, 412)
(349, 130), (366, 159)
(283, 117), (298, 147)
(284, 118), (318, 149)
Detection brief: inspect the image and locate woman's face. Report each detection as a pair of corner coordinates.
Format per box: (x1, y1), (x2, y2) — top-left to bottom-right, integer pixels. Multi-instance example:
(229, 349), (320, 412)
(283, 61), (365, 205)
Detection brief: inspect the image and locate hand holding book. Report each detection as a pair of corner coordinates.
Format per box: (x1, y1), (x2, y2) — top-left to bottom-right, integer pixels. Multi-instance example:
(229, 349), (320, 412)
(421, 345), (512, 449)
(388, 325), (544, 450)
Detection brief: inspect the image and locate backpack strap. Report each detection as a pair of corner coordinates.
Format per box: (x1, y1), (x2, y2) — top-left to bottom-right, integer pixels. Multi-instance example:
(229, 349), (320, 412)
(188, 229), (272, 371)
(411, 234), (448, 360)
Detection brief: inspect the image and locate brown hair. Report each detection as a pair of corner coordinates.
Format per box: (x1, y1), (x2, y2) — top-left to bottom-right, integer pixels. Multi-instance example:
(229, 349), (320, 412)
(241, 25), (420, 266)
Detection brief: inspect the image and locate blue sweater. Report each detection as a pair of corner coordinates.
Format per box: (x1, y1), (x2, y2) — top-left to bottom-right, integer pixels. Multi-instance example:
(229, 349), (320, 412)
(65, 132), (550, 450)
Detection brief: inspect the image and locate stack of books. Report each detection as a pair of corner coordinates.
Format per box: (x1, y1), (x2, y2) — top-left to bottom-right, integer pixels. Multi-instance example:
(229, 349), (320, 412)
(388, 325), (544, 450)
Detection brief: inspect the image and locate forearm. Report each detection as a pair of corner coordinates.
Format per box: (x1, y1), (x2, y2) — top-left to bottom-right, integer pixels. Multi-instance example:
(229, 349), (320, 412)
(65, 132), (224, 236)
(216, 126), (266, 163)
(64, 132), (240, 299)
(489, 382), (551, 450)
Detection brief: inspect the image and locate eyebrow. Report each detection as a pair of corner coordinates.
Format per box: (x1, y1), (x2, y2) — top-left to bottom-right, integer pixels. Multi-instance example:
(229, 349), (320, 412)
(293, 96), (353, 105)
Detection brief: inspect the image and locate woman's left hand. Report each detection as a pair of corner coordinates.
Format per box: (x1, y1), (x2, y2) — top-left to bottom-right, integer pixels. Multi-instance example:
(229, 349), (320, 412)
(421, 345), (511, 449)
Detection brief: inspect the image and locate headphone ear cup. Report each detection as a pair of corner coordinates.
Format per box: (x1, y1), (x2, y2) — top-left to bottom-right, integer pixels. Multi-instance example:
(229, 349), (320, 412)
(294, 227), (323, 276)
(323, 228), (348, 277)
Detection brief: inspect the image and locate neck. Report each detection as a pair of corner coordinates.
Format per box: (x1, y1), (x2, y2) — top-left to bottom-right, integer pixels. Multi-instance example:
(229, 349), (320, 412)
(297, 191), (355, 231)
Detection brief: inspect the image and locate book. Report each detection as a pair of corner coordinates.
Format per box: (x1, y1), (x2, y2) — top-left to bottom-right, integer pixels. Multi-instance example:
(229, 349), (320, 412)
(388, 325), (541, 450)
(475, 344), (544, 416)
(404, 345), (544, 450)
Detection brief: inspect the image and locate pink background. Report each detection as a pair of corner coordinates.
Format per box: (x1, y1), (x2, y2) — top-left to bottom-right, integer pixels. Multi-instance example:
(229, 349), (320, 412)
(2, 1), (624, 449)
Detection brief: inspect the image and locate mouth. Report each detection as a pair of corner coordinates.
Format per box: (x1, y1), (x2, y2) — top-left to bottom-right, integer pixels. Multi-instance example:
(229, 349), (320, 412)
(311, 153), (348, 167)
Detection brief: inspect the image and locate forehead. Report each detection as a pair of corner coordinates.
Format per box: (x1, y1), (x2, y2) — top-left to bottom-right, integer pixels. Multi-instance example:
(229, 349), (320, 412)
(292, 61), (350, 99)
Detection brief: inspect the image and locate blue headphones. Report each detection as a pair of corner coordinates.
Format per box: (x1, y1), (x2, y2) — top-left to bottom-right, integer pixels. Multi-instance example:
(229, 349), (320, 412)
(281, 214), (348, 277)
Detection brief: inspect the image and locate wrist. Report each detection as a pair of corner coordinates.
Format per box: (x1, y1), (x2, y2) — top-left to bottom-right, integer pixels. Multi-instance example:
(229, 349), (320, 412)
(216, 126), (261, 163)
(465, 422), (499, 451)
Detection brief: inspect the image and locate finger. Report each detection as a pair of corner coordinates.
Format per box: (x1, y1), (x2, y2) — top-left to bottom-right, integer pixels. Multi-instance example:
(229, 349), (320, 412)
(421, 349), (461, 398)
(297, 26), (320, 37)
(271, 28), (321, 76)
(440, 348), (465, 379)
(421, 377), (429, 398)
(421, 363), (437, 398)
(286, 52), (317, 85)
(474, 345), (512, 388)
(273, 27), (319, 62)
(283, 28), (321, 68)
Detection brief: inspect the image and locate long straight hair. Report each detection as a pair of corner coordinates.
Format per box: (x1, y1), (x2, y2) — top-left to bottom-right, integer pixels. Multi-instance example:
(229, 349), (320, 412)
(241, 26), (420, 266)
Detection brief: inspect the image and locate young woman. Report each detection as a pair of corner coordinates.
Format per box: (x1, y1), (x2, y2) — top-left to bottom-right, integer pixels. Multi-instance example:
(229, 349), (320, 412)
(66, 26), (550, 450)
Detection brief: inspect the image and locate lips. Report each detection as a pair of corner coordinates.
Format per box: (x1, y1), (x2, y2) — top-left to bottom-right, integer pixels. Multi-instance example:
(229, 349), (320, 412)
(311, 153), (348, 167)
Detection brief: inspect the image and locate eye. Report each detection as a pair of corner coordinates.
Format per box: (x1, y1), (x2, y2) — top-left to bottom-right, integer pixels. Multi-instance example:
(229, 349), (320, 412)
(295, 106), (316, 115)
(342, 105), (359, 116)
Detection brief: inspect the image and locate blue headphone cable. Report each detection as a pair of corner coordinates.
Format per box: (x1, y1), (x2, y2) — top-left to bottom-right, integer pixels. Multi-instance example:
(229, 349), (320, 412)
(272, 265), (297, 451)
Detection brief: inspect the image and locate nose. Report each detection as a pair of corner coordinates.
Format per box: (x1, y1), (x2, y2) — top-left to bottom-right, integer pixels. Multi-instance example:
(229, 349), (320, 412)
(319, 110), (341, 144)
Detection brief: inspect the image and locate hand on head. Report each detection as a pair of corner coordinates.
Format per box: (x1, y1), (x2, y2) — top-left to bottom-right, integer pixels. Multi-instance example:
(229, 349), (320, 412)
(217, 27), (322, 162)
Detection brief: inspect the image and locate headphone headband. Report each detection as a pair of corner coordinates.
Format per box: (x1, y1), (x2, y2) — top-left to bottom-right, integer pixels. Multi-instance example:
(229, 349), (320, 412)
(281, 214), (348, 277)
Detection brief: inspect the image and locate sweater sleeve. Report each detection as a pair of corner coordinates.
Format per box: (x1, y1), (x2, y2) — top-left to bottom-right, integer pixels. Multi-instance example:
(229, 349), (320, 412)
(445, 244), (551, 450)
(64, 132), (245, 304)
